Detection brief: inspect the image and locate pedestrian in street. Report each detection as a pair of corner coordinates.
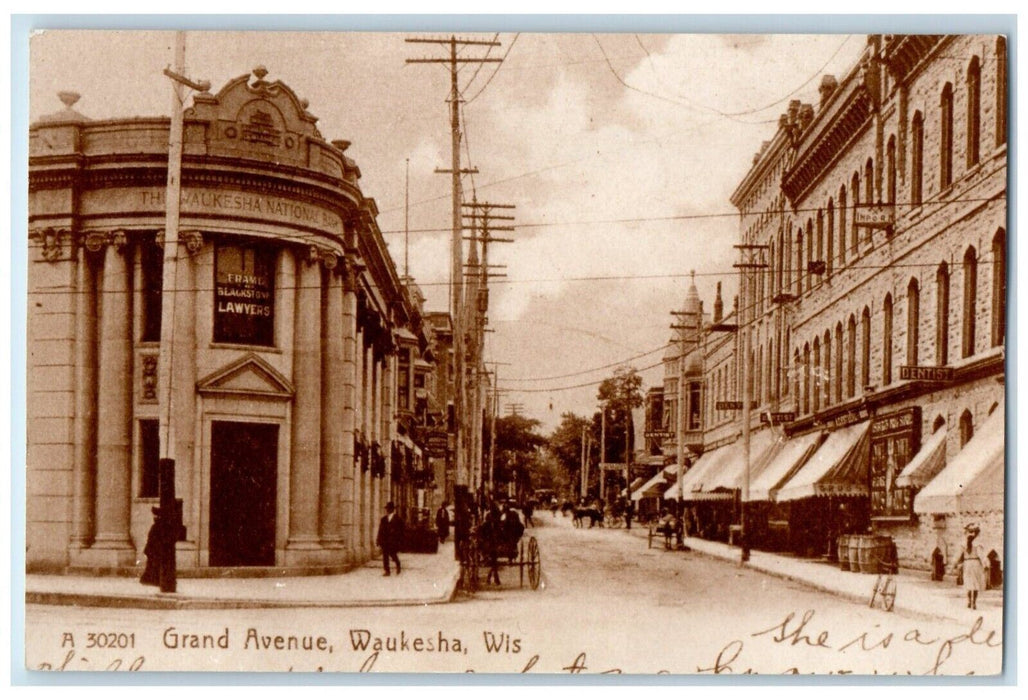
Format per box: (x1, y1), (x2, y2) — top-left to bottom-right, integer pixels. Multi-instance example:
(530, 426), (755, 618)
(523, 500), (535, 528)
(624, 499), (634, 530)
(955, 524), (987, 609)
(482, 502), (503, 585)
(377, 501), (404, 576)
(435, 501), (451, 543)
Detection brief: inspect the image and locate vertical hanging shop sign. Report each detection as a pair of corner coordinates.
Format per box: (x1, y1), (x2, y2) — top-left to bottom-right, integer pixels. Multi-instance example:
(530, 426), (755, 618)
(870, 406), (921, 520)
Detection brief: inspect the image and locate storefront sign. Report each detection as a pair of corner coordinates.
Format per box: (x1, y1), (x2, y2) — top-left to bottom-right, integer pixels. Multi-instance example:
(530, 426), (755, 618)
(645, 430), (674, 439)
(870, 406), (921, 520)
(854, 203), (895, 229)
(139, 188), (343, 232)
(760, 412), (796, 424)
(425, 432), (449, 458)
(899, 365), (954, 382)
(715, 400), (758, 410)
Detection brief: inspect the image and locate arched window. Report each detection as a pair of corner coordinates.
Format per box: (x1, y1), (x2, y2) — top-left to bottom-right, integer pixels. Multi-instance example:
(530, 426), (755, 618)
(932, 415), (946, 433)
(907, 278), (920, 365)
(997, 37), (1007, 146)
(756, 345), (763, 406)
(812, 337), (821, 413)
(806, 219), (814, 291)
(767, 338), (774, 405)
(992, 228), (1006, 347)
(783, 328), (790, 397)
(865, 158), (875, 204)
(959, 409), (974, 448)
(937, 262), (950, 365)
(967, 56), (981, 167)
(962, 246), (977, 358)
(803, 343), (811, 415)
(793, 348), (800, 404)
(838, 185), (847, 266)
(851, 172), (861, 253)
(823, 330), (832, 407)
(834, 322), (843, 403)
(911, 111), (924, 206)
(846, 315), (857, 398)
(883, 294), (894, 385)
(886, 135), (897, 205)
(861, 306), (871, 390)
(777, 231), (785, 294)
(816, 209), (824, 276)
(941, 83), (954, 189)
(795, 226), (803, 296)
(827, 199), (835, 276)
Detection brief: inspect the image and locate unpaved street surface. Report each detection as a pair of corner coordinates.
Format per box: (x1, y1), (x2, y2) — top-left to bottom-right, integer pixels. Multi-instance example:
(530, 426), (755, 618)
(25, 516), (1003, 676)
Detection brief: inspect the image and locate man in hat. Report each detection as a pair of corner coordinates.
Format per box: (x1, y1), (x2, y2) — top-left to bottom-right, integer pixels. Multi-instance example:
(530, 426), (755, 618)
(377, 501), (404, 576)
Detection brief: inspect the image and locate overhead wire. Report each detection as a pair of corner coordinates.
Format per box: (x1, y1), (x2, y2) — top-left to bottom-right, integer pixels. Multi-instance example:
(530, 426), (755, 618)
(464, 33), (520, 106)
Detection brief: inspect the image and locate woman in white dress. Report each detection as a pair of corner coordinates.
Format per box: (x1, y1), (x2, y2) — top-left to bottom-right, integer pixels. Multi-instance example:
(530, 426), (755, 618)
(955, 524), (987, 610)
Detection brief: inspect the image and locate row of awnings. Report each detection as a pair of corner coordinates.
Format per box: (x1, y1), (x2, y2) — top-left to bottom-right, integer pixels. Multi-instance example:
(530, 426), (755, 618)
(629, 398), (1004, 513)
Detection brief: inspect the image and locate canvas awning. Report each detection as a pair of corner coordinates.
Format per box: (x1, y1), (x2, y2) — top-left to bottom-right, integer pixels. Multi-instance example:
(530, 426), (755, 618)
(744, 430), (824, 502)
(702, 429), (779, 494)
(666, 441), (741, 501)
(775, 421), (870, 502)
(895, 428), (948, 489)
(914, 403), (1005, 515)
(632, 467), (675, 502)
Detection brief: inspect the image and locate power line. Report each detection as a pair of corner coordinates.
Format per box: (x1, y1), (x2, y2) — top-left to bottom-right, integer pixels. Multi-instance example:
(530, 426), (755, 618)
(464, 33), (520, 105)
(502, 342), (674, 382)
(499, 359), (666, 394)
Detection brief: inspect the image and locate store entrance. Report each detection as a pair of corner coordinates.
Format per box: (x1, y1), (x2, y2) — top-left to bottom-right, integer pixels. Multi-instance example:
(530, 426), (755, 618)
(209, 421), (278, 566)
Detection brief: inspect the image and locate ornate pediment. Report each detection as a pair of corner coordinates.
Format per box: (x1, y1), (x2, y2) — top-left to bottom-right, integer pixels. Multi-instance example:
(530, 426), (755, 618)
(196, 353), (294, 399)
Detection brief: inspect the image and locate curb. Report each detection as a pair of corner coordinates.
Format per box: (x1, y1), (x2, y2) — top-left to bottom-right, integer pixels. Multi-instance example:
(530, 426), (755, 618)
(681, 540), (969, 625)
(26, 567), (463, 611)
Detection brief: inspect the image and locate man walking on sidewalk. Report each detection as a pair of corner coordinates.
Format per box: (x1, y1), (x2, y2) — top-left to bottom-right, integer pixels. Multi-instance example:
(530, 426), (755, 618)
(377, 502), (404, 576)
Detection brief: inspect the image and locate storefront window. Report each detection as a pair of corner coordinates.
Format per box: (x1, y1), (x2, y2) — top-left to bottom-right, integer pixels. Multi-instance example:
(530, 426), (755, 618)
(214, 241), (276, 346)
(141, 235), (163, 342)
(139, 419), (159, 498)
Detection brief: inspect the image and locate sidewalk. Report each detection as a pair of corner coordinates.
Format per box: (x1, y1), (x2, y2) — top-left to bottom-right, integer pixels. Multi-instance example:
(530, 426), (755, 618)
(627, 527), (1003, 626)
(25, 542), (460, 610)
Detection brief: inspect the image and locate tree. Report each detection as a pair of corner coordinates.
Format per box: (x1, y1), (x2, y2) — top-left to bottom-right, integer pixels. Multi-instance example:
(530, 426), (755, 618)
(490, 414), (546, 500)
(548, 412), (592, 478)
(596, 366), (644, 464)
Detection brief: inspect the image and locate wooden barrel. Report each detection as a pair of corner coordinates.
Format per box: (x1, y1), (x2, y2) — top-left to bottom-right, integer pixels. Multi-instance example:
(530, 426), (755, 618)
(849, 535), (864, 572)
(838, 535), (850, 571)
(859, 535), (892, 573)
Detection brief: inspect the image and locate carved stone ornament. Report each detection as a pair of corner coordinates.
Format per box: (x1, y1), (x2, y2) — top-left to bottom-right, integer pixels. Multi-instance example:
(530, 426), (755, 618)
(181, 230), (204, 254)
(320, 250), (339, 270)
(141, 354), (159, 401)
(30, 228), (68, 262)
(83, 231), (111, 254)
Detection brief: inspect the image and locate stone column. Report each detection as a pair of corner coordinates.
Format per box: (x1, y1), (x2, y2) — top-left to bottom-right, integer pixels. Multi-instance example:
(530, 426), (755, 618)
(382, 351), (395, 511)
(90, 232), (135, 563)
(71, 243), (98, 549)
(365, 341), (376, 553)
(340, 265), (358, 560)
(320, 255), (345, 550)
(287, 248), (324, 559)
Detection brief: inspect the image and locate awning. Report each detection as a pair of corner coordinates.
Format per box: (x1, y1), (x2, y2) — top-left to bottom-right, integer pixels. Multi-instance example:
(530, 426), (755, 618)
(744, 430), (824, 502)
(666, 441), (742, 500)
(702, 429), (779, 494)
(631, 468), (673, 502)
(895, 428), (947, 489)
(775, 421), (871, 502)
(914, 403), (1005, 515)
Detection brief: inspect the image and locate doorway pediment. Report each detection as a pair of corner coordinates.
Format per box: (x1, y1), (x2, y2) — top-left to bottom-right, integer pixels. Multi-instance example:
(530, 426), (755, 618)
(197, 353), (294, 399)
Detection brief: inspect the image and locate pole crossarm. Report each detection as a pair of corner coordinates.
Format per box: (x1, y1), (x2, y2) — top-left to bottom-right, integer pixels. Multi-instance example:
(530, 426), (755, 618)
(406, 58), (503, 64)
(405, 37), (502, 46)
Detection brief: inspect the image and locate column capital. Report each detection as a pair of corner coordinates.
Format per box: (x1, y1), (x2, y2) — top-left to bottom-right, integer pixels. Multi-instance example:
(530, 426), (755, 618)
(306, 244), (342, 271)
(156, 229), (204, 254)
(81, 229), (128, 255)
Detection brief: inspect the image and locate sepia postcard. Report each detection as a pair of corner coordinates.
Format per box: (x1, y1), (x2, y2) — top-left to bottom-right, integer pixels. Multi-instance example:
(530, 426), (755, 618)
(22, 26), (1008, 676)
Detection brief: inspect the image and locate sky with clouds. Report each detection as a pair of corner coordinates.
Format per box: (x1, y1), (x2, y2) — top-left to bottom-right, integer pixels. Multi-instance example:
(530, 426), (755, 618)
(29, 29), (866, 431)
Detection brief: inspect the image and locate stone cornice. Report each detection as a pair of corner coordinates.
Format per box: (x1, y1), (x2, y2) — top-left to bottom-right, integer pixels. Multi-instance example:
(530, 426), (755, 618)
(882, 35), (947, 84)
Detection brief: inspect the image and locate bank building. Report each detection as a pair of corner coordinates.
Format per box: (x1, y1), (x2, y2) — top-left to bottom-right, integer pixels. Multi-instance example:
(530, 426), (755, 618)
(27, 68), (439, 575)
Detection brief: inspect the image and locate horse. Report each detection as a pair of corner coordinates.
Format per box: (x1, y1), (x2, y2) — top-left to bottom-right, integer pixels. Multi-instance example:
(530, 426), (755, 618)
(573, 507), (603, 528)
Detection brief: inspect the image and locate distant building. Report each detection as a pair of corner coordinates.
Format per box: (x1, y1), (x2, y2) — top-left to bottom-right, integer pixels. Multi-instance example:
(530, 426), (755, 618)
(27, 68), (436, 574)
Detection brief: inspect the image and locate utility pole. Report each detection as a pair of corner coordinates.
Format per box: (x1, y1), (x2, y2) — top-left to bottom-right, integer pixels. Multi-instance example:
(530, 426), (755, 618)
(406, 36), (502, 525)
(484, 362), (509, 500)
(599, 406), (607, 500)
(580, 426), (587, 499)
(734, 244), (768, 563)
(153, 32), (209, 594)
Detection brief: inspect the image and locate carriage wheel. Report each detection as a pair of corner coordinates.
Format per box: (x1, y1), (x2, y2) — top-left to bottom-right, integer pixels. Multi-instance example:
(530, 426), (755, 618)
(881, 577), (897, 612)
(527, 536), (541, 590)
(460, 538), (479, 593)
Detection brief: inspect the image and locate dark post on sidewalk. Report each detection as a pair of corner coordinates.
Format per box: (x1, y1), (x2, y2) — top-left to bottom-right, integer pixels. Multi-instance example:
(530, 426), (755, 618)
(141, 458), (187, 593)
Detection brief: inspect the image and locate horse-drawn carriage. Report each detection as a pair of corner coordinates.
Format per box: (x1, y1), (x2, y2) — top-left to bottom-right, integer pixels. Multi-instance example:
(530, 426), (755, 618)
(459, 510), (542, 591)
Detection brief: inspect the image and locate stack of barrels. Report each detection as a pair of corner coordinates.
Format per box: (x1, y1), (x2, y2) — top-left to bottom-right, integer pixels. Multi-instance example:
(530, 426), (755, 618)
(838, 534), (894, 573)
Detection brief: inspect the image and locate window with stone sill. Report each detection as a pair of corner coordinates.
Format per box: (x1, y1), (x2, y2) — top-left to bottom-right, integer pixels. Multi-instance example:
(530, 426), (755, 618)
(214, 240), (276, 347)
(139, 418), (159, 498)
(141, 234), (163, 343)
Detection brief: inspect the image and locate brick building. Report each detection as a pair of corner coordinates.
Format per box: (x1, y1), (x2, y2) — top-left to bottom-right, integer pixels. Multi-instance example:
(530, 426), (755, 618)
(27, 68), (436, 574)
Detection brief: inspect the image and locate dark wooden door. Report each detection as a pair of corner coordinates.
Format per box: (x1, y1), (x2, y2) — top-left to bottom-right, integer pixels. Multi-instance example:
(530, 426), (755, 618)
(209, 421), (278, 566)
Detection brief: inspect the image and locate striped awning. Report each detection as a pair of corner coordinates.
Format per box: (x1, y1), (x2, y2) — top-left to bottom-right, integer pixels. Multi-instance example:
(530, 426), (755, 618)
(745, 430), (824, 502)
(895, 428), (948, 489)
(775, 421), (870, 502)
(702, 429), (779, 494)
(914, 402), (1004, 515)
(632, 467), (675, 502)
(666, 441), (741, 501)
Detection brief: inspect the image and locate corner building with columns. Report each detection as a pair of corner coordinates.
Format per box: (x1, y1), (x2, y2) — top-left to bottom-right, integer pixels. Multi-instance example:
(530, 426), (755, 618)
(27, 68), (428, 574)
